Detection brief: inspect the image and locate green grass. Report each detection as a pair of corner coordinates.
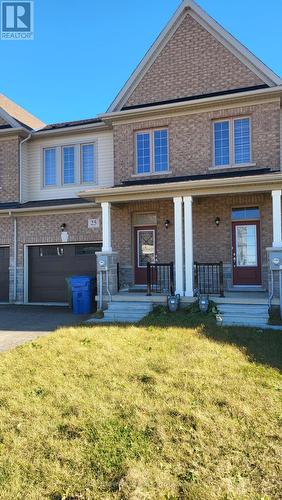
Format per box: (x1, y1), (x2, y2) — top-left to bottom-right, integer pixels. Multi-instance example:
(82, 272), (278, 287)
(0, 309), (281, 499)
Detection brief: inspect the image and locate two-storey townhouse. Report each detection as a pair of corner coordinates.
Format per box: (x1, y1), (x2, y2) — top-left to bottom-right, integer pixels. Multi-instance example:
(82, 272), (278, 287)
(79, 0), (282, 312)
(0, 96), (113, 304)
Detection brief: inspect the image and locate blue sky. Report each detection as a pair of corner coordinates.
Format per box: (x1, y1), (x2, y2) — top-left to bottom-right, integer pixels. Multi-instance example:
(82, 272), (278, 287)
(0, 0), (281, 125)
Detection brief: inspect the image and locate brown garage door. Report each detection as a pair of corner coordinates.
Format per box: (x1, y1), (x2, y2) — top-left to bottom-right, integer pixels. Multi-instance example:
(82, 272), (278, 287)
(28, 243), (101, 303)
(0, 247), (9, 302)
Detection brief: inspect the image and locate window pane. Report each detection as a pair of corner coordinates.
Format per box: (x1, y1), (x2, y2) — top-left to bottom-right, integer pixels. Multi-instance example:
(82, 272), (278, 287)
(236, 225), (257, 267)
(232, 207), (260, 221)
(82, 144), (94, 183)
(63, 146), (75, 184)
(234, 118), (250, 164)
(154, 129), (168, 172)
(214, 121), (230, 166)
(136, 132), (150, 174)
(44, 148), (56, 186)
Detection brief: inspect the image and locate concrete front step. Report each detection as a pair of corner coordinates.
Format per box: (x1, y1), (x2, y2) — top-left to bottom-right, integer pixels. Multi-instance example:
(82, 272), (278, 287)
(218, 303), (269, 328)
(101, 301), (153, 323)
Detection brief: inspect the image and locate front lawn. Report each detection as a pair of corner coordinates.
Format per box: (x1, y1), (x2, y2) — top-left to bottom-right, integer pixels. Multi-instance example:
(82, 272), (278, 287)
(0, 310), (281, 499)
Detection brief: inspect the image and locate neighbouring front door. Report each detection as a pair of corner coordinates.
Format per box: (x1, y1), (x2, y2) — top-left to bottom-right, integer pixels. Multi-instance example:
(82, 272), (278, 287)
(232, 220), (261, 285)
(134, 226), (156, 284)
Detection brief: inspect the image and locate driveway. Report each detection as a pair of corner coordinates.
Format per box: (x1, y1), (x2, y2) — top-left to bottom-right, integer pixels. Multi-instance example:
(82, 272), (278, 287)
(0, 305), (90, 352)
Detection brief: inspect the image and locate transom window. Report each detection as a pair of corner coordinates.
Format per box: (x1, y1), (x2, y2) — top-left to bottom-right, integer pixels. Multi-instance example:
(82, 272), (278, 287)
(135, 129), (169, 174)
(213, 117), (251, 167)
(43, 142), (96, 188)
(232, 207), (260, 221)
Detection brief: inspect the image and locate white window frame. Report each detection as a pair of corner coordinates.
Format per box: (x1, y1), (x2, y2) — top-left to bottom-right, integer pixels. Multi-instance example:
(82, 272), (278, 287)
(137, 228), (156, 268)
(135, 128), (169, 175)
(43, 147), (57, 187)
(80, 142), (96, 184)
(212, 116), (253, 168)
(62, 144), (76, 185)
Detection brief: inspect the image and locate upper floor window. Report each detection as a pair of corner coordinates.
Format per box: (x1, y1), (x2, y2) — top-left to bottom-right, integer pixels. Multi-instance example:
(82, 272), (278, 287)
(43, 148), (56, 186)
(81, 143), (95, 183)
(42, 142), (97, 188)
(213, 117), (251, 168)
(63, 146), (75, 184)
(136, 129), (169, 174)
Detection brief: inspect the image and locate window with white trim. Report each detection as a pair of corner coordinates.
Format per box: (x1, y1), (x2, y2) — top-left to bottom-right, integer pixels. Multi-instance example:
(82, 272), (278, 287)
(136, 129), (169, 174)
(43, 148), (57, 186)
(62, 146), (75, 184)
(213, 117), (251, 167)
(81, 143), (95, 183)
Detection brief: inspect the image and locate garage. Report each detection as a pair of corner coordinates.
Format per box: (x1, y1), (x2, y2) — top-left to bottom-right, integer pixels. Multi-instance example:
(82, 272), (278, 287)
(28, 243), (102, 303)
(0, 247), (9, 302)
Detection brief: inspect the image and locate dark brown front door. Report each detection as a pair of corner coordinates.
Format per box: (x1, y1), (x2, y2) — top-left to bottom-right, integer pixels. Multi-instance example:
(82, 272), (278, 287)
(134, 226), (156, 284)
(28, 243), (101, 303)
(0, 247), (9, 302)
(232, 221), (261, 285)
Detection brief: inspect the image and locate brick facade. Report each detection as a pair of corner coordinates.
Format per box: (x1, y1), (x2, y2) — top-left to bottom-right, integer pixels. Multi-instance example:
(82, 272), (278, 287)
(0, 136), (20, 202)
(0, 210), (102, 302)
(124, 13), (264, 108)
(113, 101), (281, 185)
(112, 193), (273, 291)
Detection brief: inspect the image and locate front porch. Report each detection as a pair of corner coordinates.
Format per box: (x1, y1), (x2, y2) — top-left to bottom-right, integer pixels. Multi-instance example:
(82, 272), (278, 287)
(97, 189), (282, 302)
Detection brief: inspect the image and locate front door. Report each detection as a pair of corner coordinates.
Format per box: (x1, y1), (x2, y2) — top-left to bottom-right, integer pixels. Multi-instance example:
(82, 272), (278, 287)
(232, 221), (261, 285)
(134, 226), (156, 284)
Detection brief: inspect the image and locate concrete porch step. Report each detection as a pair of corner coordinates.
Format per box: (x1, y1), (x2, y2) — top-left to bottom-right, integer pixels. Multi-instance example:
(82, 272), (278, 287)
(89, 301), (153, 324)
(218, 303), (269, 328)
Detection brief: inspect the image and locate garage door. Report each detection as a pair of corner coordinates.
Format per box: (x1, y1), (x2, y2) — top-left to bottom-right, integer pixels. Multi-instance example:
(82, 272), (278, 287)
(0, 247), (9, 302)
(28, 243), (102, 303)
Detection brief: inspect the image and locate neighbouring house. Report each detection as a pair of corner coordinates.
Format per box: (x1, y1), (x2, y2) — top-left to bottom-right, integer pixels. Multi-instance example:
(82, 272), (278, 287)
(0, 0), (282, 323)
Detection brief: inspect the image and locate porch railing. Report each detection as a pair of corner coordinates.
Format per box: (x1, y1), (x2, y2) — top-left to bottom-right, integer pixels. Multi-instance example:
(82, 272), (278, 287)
(147, 262), (174, 296)
(194, 261), (224, 297)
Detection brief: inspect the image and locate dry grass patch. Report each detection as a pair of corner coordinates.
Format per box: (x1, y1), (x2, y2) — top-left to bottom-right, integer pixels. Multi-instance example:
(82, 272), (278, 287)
(0, 311), (280, 499)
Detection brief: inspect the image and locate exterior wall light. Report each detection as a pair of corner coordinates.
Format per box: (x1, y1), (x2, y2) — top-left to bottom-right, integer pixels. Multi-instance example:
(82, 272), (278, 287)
(215, 217), (221, 227)
(165, 219), (170, 229)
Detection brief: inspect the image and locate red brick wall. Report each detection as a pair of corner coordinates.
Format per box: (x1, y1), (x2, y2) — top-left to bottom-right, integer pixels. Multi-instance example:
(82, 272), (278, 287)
(113, 101), (280, 185)
(124, 13), (264, 108)
(112, 193), (273, 289)
(0, 136), (20, 202)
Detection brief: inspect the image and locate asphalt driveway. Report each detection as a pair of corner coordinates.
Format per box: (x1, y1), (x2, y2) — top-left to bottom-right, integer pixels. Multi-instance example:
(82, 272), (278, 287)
(0, 305), (90, 352)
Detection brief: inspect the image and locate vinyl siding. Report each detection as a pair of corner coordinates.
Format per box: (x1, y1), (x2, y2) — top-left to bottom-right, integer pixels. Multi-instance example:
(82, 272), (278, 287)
(23, 130), (114, 201)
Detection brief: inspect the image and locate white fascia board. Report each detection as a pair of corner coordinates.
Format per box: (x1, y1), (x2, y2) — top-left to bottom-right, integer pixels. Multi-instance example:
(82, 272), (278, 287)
(107, 0), (281, 113)
(33, 121), (109, 137)
(0, 107), (24, 128)
(100, 85), (282, 122)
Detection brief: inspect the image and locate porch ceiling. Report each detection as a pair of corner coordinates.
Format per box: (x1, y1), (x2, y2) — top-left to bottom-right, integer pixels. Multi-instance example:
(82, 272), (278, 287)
(79, 172), (282, 204)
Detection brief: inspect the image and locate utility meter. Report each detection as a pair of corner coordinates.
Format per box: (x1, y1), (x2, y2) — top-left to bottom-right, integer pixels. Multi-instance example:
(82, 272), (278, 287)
(97, 255), (109, 272)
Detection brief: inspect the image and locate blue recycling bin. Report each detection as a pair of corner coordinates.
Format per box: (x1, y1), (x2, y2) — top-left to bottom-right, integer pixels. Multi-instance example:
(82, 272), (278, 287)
(70, 276), (95, 314)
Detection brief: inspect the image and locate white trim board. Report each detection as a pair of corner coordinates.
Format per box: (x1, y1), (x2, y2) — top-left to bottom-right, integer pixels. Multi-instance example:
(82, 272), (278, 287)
(107, 0), (281, 113)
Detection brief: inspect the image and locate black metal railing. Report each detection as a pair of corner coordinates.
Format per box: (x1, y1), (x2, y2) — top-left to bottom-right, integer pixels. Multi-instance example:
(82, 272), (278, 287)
(147, 262), (174, 296)
(194, 261), (224, 297)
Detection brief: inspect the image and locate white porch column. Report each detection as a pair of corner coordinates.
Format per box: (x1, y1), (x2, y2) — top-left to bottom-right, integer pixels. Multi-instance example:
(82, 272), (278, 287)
(272, 190), (282, 247)
(173, 197), (184, 296)
(101, 202), (112, 252)
(184, 196), (193, 297)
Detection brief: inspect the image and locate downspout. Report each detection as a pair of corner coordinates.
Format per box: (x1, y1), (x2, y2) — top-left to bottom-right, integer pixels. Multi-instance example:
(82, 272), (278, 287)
(13, 217), (17, 302)
(19, 133), (32, 203)
(16, 133), (31, 301)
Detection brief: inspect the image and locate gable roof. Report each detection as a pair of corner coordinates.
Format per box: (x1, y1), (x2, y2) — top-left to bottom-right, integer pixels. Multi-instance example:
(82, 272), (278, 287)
(0, 94), (45, 130)
(108, 0), (282, 112)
